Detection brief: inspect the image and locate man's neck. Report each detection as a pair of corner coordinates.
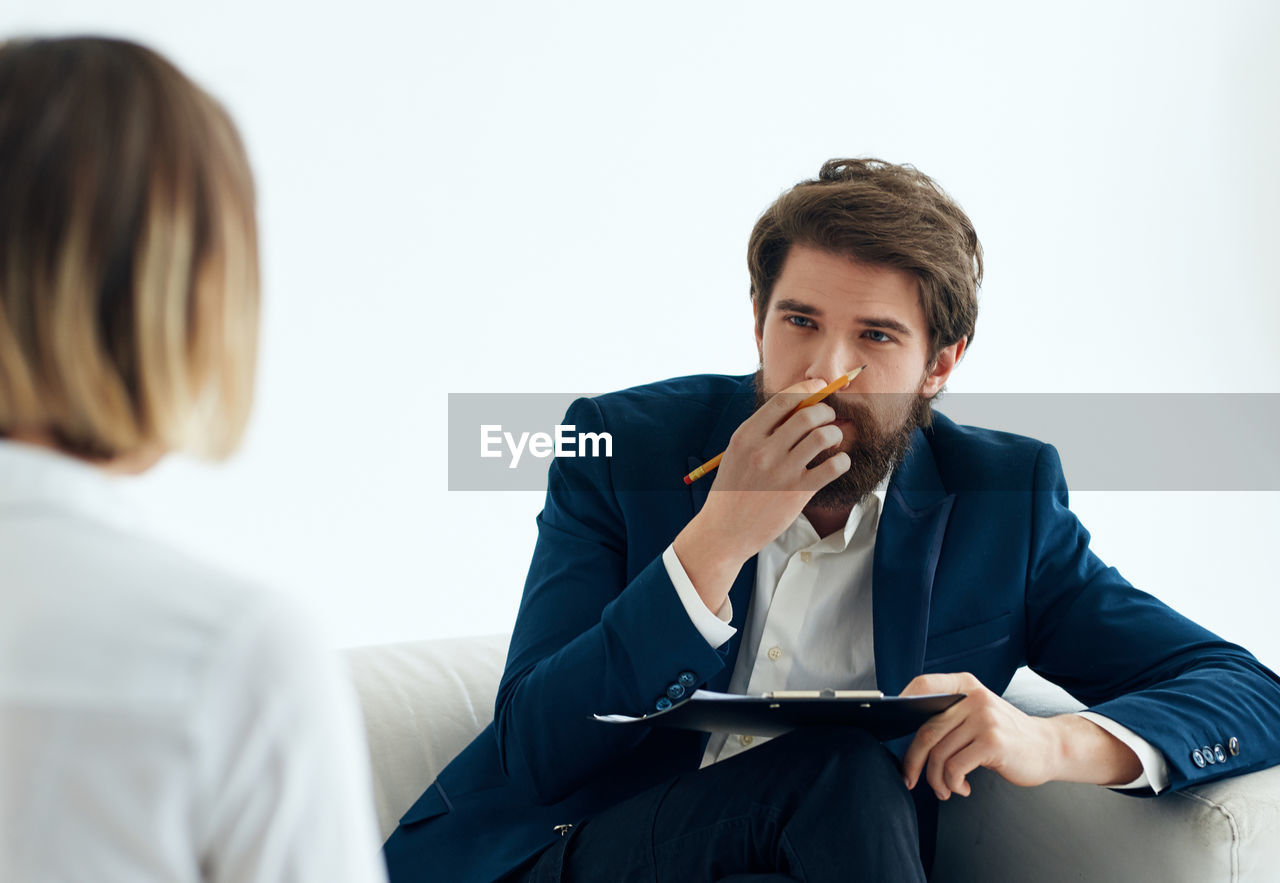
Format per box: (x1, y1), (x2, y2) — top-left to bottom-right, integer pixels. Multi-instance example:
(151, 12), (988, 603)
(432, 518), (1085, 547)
(803, 503), (854, 539)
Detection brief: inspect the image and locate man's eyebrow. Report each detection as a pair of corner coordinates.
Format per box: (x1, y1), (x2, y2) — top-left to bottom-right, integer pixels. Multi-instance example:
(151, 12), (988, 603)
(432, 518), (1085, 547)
(861, 317), (914, 338)
(772, 298), (819, 316)
(772, 298), (914, 338)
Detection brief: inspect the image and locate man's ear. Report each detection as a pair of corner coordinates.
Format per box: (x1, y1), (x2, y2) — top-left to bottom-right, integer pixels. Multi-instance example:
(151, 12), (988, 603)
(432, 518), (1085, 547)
(921, 337), (966, 397)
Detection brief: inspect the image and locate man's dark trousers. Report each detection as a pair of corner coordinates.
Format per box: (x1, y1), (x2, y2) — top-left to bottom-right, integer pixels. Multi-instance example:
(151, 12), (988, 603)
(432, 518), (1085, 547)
(512, 727), (927, 883)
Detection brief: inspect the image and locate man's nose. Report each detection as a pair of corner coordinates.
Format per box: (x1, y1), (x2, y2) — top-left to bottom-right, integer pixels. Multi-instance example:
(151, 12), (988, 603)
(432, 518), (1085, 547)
(806, 340), (861, 384)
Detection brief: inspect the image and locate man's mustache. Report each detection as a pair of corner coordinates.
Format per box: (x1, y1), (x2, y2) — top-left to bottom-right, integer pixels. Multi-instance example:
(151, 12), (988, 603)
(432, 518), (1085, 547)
(829, 393), (919, 427)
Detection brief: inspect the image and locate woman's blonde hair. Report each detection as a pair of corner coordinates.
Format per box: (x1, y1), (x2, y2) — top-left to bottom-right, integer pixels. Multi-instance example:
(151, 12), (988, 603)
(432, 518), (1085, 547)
(0, 36), (259, 460)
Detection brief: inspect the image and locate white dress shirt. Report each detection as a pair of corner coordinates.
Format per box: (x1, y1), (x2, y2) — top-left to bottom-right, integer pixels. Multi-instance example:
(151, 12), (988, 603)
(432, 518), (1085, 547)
(0, 441), (387, 882)
(663, 483), (1169, 791)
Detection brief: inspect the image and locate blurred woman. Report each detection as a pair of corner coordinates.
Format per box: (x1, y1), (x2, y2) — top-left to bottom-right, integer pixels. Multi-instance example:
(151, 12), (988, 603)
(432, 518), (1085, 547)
(0, 37), (386, 881)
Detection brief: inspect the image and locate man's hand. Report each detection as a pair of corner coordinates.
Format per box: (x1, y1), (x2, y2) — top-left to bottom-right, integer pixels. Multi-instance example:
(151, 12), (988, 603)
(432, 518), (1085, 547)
(672, 378), (850, 613)
(900, 672), (1143, 800)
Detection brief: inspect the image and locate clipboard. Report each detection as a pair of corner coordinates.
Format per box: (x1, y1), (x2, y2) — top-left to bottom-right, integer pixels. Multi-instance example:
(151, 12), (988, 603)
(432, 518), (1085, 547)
(595, 689), (964, 741)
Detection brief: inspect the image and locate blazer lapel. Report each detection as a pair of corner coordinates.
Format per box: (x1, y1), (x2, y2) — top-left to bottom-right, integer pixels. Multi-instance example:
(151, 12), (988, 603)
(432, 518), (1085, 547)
(873, 426), (955, 696)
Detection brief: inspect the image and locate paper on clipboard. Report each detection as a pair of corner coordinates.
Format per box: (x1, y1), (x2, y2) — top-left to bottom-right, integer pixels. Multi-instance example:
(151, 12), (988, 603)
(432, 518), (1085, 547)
(595, 689), (963, 741)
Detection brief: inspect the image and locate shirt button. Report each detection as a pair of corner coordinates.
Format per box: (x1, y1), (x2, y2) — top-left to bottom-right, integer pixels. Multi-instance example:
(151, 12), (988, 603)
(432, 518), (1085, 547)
(767, 646), (782, 662)
(800, 550), (812, 564)
(739, 734), (754, 747)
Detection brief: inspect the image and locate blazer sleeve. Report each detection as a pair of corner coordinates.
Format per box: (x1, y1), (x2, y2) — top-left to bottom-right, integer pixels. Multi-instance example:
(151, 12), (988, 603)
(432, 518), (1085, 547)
(1023, 443), (1280, 793)
(491, 396), (732, 805)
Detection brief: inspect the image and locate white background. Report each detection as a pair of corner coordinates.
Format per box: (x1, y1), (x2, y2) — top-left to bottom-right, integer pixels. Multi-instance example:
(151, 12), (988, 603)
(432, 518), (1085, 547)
(4, 2), (1278, 662)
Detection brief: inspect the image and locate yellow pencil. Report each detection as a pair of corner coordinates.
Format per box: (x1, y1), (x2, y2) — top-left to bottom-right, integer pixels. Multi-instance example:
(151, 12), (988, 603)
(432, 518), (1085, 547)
(682, 365), (867, 485)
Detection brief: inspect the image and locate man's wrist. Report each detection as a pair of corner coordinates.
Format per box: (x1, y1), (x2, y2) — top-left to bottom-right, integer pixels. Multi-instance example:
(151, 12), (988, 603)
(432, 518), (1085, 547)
(1049, 713), (1143, 786)
(672, 517), (750, 613)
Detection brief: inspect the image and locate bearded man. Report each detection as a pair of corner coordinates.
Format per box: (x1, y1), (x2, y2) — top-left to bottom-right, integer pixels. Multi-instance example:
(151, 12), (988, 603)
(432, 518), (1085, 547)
(384, 159), (1280, 883)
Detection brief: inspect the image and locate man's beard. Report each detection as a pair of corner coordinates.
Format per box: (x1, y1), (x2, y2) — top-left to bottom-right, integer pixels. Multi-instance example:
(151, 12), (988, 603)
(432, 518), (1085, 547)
(752, 369), (927, 510)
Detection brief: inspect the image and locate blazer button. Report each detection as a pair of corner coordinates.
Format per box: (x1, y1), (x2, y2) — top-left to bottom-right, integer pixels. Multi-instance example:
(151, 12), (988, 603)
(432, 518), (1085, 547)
(1214, 744), (1227, 764)
(655, 697), (673, 711)
(1202, 745), (1216, 765)
(678, 671), (697, 687)
(1229, 737), (1240, 756)
(666, 683), (686, 700)
(1191, 748), (1206, 768)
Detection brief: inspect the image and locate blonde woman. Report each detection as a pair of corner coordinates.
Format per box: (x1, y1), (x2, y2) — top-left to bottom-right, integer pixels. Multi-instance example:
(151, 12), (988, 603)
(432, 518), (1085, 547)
(0, 37), (386, 881)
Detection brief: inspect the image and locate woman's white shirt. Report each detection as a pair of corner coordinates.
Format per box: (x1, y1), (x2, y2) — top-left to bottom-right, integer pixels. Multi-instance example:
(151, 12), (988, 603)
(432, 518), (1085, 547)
(0, 441), (387, 882)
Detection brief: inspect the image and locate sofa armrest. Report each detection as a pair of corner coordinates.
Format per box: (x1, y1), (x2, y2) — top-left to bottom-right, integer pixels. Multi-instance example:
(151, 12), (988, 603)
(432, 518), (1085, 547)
(933, 667), (1280, 882)
(346, 635), (509, 840)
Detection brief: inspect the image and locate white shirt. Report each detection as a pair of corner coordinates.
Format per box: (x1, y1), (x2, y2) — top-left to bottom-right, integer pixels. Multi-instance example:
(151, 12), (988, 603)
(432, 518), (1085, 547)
(663, 485), (1169, 791)
(0, 441), (388, 882)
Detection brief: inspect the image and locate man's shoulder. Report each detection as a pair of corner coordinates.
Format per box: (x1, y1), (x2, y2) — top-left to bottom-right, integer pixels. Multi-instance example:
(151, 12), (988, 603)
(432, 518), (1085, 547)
(578, 373), (751, 438)
(556, 374), (751, 486)
(925, 411), (1053, 490)
(589, 373), (752, 409)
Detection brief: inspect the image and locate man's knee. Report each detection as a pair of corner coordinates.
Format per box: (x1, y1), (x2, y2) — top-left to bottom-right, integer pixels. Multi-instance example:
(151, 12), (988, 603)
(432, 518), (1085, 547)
(735, 727), (908, 807)
(773, 727), (899, 776)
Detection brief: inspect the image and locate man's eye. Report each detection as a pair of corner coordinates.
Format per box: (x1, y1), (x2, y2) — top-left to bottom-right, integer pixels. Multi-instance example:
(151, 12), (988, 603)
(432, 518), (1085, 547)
(864, 329), (892, 342)
(785, 315), (815, 329)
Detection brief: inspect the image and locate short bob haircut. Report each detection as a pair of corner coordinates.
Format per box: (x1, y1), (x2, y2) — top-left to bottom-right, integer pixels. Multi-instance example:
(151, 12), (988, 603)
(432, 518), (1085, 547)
(0, 36), (258, 461)
(748, 158), (982, 364)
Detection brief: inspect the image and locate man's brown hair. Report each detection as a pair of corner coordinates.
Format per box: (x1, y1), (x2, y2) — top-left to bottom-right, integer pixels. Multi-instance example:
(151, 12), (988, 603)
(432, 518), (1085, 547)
(748, 158), (982, 363)
(0, 36), (259, 461)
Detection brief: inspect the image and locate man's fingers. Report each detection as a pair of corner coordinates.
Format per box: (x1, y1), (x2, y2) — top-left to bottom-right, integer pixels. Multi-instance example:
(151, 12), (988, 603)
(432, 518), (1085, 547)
(901, 671), (975, 698)
(925, 719), (980, 799)
(941, 741), (986, 797)
(901, 705), (964, 789)
(770, 402), (837, 454)
(757, 378), (831, 432)
(899, 674), (947, 698)
(800, 451), (850, 491)
(791, 422), (844, 466)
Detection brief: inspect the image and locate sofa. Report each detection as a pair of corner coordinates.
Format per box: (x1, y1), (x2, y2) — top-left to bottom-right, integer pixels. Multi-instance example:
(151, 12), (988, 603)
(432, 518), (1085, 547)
(347, 634), (1280, 881)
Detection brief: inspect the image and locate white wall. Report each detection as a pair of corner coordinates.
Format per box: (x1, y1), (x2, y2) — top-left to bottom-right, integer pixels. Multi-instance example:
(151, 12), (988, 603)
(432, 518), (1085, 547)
(4, 2), (1277, 663)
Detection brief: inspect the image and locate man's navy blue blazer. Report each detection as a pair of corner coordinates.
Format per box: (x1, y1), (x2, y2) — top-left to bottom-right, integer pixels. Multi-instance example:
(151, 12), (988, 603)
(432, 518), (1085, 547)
(385, 373), (1280, 883)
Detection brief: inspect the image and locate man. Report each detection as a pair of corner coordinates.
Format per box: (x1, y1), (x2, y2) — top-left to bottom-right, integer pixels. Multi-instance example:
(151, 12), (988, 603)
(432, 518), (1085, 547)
(385, 159), (1280, 882)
